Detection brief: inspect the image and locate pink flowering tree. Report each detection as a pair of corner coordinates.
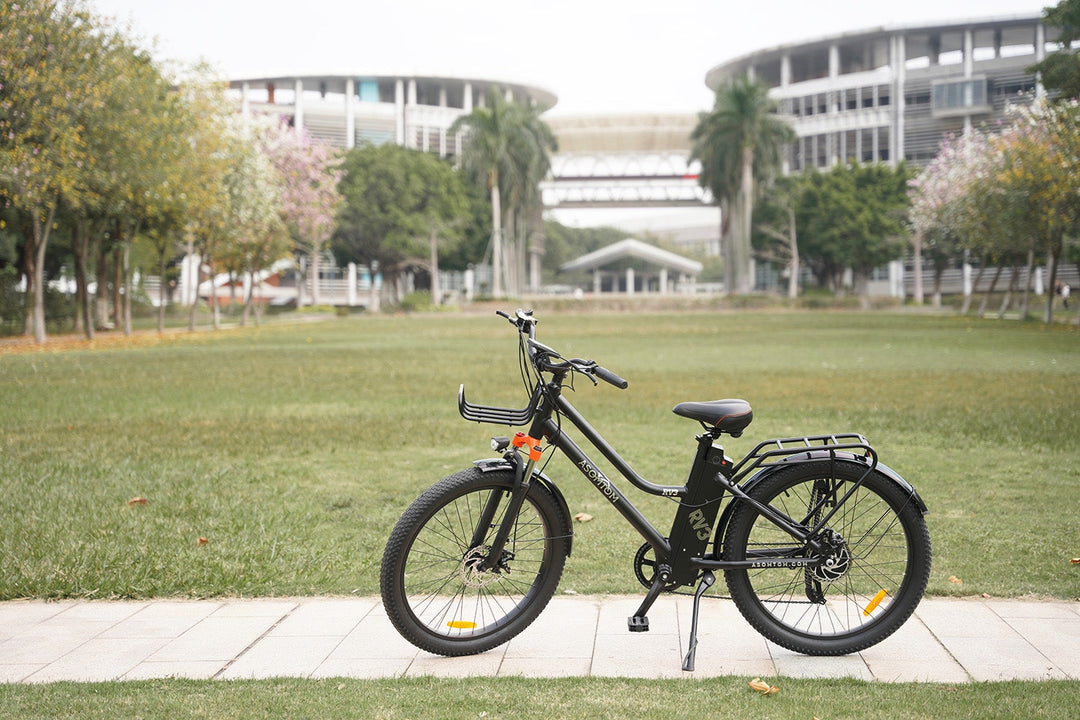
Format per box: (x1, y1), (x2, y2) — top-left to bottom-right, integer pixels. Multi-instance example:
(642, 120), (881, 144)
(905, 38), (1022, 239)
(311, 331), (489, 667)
(259, 118), (342, 307)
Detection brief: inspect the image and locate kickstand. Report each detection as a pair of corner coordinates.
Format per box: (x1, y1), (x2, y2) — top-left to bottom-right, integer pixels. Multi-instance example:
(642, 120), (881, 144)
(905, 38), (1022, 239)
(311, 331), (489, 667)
(681, 571), (715, 672)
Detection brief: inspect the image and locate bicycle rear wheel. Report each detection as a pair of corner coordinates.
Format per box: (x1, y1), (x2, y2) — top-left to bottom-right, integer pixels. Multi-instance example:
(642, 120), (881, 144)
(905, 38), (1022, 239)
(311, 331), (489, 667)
(722, 460), (931, 655)
(380, 467), (570, 656)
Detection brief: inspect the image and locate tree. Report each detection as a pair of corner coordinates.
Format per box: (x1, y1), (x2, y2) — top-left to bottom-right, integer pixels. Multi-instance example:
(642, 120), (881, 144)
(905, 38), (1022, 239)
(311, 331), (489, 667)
(260, 118), (342, 307)
(1029, 0), (1080, 100)
(332, 143), (468, 305)
(691, 75), (794, 294)
(449, 88), (556, 298)
(0, 0), (107, 342)
(799, 163), (911, 304)
(218, 115), (290, 326)
(752, 174), (807, 298)
(994, 99), (1080, 323)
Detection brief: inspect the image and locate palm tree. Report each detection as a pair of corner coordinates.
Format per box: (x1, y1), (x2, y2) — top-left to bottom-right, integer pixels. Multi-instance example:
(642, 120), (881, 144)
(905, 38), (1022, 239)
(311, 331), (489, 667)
(450, 88), (555, 297)
(691, 76), (794, 294)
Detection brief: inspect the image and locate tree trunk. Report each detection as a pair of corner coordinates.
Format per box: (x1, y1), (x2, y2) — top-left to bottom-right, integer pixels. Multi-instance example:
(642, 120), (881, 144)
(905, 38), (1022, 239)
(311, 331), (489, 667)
(786, 205), (799, 299)
(310, 247), (322, 306)
(96, 239), (110, 330)
(999, 265), (1019, 319)
(977, 265), (1004, 318)
(112, 246), (122, 329)
(490, 171), (503, 299)
(72, 221), (94, 341)
(912, 230), (924, 304)
(1020, 248), (1034, 320)
(187, 245), (199, 332)
(734, 146), (755, 294)
(960, 263), (985, 315)
(932, 263), (944, 309)
(1043, 245), (1060, 325)
(30, 206), (57, 343)
(157, 245), (167, 334)
(429, 228), (440, 306)
(241, 268), (252, 327)
(122, 241), (132, 336)
(208, 259), (219, 329)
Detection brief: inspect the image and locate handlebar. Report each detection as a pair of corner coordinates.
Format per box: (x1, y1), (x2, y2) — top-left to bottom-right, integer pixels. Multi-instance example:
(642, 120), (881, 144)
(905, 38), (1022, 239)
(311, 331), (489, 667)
(497, 309), (628, 390)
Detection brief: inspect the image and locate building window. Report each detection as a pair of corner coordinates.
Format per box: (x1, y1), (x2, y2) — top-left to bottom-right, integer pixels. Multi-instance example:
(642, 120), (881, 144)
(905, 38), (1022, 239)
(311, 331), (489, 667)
(932, 77), (990, 116)
(877, 127), (890, 162)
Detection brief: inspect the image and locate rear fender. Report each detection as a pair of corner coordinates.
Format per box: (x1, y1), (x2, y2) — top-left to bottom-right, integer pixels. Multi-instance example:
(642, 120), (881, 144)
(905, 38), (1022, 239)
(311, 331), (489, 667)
(473, 458), (573, 557)
(712, 452), (928, 551)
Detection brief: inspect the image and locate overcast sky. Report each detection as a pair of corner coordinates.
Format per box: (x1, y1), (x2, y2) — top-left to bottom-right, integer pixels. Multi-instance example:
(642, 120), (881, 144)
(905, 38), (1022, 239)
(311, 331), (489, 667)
(92, 0), (1049, 117)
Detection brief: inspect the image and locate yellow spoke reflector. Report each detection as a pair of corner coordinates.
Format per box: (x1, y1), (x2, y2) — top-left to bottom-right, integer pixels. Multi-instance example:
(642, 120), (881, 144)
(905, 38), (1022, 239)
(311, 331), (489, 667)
(863, 589), (888, 616)
(447, 620), (478, 630)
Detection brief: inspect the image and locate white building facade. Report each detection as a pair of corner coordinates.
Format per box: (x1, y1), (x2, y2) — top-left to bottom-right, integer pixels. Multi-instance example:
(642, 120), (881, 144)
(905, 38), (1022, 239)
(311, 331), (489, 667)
(705, 14), (1051, 170)
(229, 74), (556, 154)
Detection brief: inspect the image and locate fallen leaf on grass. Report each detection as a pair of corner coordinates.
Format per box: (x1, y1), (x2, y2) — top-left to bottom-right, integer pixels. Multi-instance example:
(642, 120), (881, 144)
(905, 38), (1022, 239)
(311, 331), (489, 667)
(748, 678), (779, 694)
(948, 575), (963, 584)
(574, 513), (594, 523)
(197, 537), (209, 546)
(127, 497), (148, 507)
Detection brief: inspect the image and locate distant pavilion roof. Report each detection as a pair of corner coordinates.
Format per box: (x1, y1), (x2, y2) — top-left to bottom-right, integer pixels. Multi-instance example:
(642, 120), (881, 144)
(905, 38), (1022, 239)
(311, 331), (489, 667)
(560, 239), (703, 275)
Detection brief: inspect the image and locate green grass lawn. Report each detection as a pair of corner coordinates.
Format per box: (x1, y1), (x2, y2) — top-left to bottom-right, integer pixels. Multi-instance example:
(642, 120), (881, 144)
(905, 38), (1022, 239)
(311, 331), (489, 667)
(1, 309), (1078, 601)
(2, 676), (1079, 720)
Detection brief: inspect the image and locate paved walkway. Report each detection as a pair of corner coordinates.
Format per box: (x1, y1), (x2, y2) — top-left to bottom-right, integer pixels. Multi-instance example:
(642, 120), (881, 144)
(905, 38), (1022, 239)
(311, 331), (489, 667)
(1, 595), (1077, 684)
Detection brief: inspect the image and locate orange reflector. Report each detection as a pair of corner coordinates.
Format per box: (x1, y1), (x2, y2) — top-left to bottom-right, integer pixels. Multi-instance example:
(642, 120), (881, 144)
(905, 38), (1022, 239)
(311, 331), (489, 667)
(447, 620), (477, 630)
(863, 589), (888, 616)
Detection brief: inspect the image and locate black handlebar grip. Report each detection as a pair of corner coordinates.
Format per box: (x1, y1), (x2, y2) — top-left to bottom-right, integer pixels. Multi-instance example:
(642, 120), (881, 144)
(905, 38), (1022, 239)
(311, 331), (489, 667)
(594, 365), (628, 389)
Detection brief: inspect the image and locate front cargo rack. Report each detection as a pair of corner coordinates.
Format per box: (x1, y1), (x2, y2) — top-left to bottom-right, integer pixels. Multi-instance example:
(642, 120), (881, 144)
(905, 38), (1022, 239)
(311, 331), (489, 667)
(458, 384), (542, 426)
(730, 433), (877, 483)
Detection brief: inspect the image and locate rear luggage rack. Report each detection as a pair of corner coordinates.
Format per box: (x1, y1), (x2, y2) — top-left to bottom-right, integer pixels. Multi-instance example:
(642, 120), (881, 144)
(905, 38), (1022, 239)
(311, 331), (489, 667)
(458, 384), (542, 426)
(731, 433), (877, 482)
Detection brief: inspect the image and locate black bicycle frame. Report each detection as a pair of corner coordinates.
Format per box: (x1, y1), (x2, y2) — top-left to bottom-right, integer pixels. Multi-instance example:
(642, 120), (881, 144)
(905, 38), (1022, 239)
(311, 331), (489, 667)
(510, 379), (825, 588)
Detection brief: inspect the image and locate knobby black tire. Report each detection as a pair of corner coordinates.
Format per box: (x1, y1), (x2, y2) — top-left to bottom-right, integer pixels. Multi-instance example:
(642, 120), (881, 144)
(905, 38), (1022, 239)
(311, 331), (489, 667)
(380, 467), (571, 657)
(722, 460), (931, 655)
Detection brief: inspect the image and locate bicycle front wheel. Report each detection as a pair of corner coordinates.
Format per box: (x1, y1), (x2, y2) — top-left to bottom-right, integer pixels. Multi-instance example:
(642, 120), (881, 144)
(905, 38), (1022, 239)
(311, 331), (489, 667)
(380, 467), (570, 656)
(722, 459), (931, 655)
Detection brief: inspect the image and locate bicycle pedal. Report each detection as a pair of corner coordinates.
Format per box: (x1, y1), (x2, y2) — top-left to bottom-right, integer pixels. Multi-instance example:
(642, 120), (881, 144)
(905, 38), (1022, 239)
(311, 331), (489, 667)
(627, 616), (650, 632)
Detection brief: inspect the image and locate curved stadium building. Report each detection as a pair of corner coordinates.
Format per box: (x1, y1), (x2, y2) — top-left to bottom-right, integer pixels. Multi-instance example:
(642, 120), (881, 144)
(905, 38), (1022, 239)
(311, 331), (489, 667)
(229, 74), (556, 154)
(706, 13), (1051, 170)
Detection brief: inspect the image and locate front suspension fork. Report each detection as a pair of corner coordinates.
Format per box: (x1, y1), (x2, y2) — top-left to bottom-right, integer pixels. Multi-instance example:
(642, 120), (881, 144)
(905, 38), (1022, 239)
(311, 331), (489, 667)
(474, 433), (543, 571)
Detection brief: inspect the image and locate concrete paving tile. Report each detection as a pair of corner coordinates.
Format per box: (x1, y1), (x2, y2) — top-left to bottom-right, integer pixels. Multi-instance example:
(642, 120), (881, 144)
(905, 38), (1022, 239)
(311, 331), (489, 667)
(498, 657), (593, 677)
(503, 599), (599, 659)
(986, 599), (1080, 620)
(941, 634), (1067, 682)
(55, 602), (149, 623)
(99, 601), (222, 639)
(0, 626), (97, 665)
(673, 596), (771, 659)
(916, 598), (1010, 639)
(994, 615), (1080, 679)
(330, 614), (423, 659)
(595, 595), (680, 636)
(406, 649), (505, 678)
(23, 638), (167, 683)
(122, 660), (227, 681)
(311, 657), (412, 679)
(211, 599), (298, 618)
(0, 664), (45, 683)
(592, 630), (684, 678)
(218, 635), (343, 679)
(0, 601), (75, 641)
(267, 598), (377, 637)
(147, 616), (280, 663)
(769, 645), (873, 681)
(860, 616), (969, 683)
